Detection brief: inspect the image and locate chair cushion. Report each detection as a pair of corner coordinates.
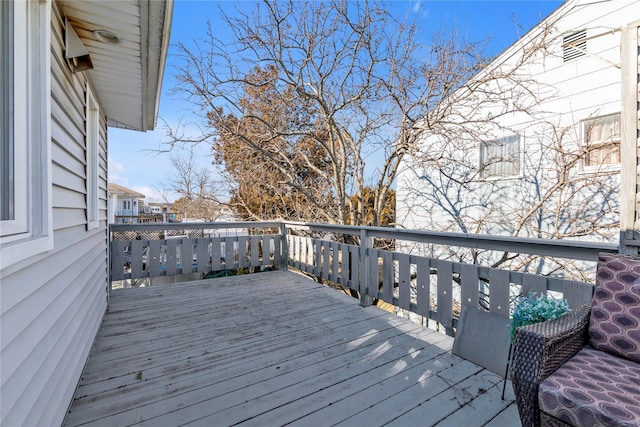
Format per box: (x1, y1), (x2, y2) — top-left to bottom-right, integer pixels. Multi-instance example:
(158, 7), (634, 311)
(589, 254), (640, 363)
(539, 346), (640, 427)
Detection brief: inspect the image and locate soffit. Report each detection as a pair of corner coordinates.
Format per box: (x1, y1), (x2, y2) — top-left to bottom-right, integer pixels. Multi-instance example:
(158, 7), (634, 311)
(57, 0), (172, 132)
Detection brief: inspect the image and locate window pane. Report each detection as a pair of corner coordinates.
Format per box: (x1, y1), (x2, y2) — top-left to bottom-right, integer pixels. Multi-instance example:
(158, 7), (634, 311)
(1, 1), (14, 221)
(587, 144), (620, 166)
(584, 114), (621, 167)
(481, 135), (520, 178)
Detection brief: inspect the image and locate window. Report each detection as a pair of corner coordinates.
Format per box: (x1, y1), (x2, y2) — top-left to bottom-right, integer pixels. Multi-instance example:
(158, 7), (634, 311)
(563, 29), (586, 62)
(480, 135), (521, 178)
(0, 0), (53, 269)
(583, 114), (621, 168)
(123, 200), (131, 210)
(1, 1), (25, 234)
(86, 86), (99, 229)
(1, 2), (12, 223)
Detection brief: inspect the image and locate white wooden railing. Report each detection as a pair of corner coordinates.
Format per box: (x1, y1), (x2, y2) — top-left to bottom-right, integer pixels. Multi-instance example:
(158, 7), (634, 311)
(109, 221), (618, 334)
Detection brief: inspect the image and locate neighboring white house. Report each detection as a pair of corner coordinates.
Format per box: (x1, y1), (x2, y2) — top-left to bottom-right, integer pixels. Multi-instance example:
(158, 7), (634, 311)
(0, 1), (172, 425)
(107, 182), (146, 222)
(396, 0), (640, 272)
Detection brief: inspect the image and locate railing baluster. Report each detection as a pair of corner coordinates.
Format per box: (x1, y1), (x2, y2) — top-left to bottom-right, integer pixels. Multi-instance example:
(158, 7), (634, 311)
(211, 237), (222, 271)
(224, 237), (235, 270)
(341, 244), (349, 287)
(489, 268), (510, 317)
(331, 241), (339, 282)
(563, 280), (595, 309)
(436, 260), (454, 335)
(197, 238), (209, 273)
(301, 236), (307, 271)
(111, 240), (126, 281)
(398, 253), (411, 310)
(166, 239), (178, 276)
(309, 238), (315, 274)
(349, 245), (359, 291)
(415, 257), (430, 318)
(149, 240), (161, 277)
(260, 235), (268, 267)
(368, 249), (379, 300)
(322, 241), (330, 280)
(460, 263), (480, 309)
(238, 236), (250, 269)
(382, 251), (393, 303)
(131, 239), (144, 280)
(250, 235), (260, 268)
(307, 238), (314, 274)
(314, 239), (322, 277)
(290, 235), (296, 268)
(184, 238), (197, 274)
(522, 273), (546, 297)
(274, 235), (283, 269)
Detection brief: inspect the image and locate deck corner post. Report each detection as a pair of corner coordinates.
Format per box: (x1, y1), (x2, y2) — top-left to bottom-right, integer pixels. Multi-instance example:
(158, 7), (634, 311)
(280, 222), (289, 271)
(359, 229), (373, 307)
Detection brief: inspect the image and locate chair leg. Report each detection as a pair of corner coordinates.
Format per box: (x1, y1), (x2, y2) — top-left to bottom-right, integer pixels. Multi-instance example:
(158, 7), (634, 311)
(501, 342), (513, 400)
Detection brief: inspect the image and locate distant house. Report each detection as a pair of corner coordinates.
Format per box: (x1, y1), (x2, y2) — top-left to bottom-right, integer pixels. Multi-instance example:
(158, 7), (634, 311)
(148, 202), (180, 221)
(0, 1), (172, 425)
(107, 183), (146, 223)
(396, 0), (640, 267)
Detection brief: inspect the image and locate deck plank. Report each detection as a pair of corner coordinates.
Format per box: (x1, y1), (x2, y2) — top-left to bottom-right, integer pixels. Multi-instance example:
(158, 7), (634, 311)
(64, 270), (518, 427)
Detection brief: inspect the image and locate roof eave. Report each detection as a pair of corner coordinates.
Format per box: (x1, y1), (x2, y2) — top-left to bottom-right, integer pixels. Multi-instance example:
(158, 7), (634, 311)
(143, 0), (174, 131)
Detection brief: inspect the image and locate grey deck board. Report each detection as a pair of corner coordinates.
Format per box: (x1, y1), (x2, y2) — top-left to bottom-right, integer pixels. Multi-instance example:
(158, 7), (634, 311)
(64, 270), (519, 427)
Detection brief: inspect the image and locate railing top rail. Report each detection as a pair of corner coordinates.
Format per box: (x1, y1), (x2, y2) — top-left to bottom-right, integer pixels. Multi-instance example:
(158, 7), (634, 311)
(108, 220), (618, 261)
(284, 221), (618, 261)
(109, 221), (284, 233)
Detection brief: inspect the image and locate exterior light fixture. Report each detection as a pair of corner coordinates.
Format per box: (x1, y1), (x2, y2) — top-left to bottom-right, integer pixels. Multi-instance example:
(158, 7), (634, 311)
(93, 29), (120, 44)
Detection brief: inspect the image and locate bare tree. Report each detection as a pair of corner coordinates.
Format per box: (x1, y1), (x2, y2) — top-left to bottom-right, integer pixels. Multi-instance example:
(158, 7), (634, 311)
(167, 0), (501, 226)
(167, 0), (610, 278)
(164, 151), (227, 221)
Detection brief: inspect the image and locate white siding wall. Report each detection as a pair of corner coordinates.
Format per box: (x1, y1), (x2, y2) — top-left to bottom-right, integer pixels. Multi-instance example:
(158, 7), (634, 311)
(397, 0), (637, 253)
(0, 3), (108, 426)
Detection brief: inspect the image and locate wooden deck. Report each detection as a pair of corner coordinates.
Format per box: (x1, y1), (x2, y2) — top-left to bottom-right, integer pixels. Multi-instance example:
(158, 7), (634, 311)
(64, 271), (520, 427)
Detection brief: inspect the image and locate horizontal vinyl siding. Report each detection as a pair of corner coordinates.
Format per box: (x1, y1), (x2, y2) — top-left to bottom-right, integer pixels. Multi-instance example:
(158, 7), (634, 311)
(0, 2), (108, 425)
(2, 246), (106, 421)
(397, 0), (636, 238)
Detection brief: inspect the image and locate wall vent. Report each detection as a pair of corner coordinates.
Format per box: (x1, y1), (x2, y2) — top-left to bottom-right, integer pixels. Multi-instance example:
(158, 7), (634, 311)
(563, 30), (587, 62)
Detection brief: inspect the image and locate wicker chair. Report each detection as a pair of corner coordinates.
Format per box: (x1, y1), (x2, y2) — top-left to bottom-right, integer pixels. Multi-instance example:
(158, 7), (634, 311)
(510, 253), (640, 427)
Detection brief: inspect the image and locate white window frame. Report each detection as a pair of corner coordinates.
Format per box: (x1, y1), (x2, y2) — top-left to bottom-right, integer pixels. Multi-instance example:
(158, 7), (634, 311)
(479, 135), (522, 179)
(0, 0), (53, 270)
(582, 113), (621, 171)
(86, 85), (99, 230)
(2, 1), (28, 237)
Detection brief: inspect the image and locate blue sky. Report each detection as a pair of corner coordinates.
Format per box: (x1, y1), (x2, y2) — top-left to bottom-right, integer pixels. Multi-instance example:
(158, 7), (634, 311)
(108, 0), (563, 203)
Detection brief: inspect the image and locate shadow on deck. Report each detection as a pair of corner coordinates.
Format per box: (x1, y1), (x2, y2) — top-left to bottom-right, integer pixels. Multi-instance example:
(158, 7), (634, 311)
(64, 271), (520, 426)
